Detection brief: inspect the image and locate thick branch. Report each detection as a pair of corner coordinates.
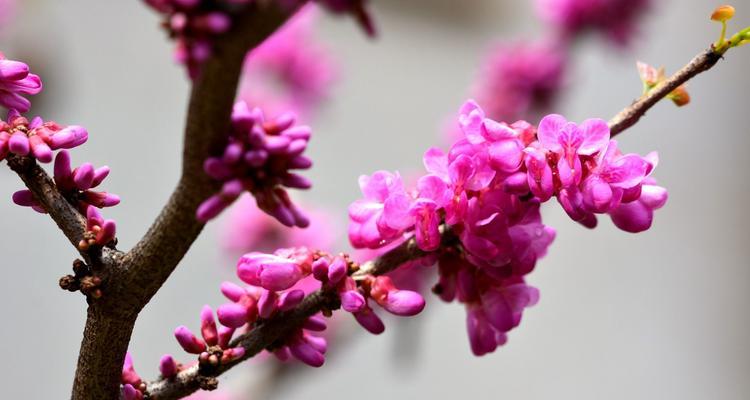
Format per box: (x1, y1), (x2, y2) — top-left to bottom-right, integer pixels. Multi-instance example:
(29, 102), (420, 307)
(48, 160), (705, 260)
(145, 233), (444, 399)
(119, 0), (304, 310)
(609, 47), (724, 136)
(70, 3), (305, 400)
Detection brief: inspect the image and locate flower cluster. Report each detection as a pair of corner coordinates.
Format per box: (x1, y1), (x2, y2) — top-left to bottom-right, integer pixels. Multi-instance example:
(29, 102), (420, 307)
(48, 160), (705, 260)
(0, 112), (86, 164)
(535, 0), (652, 45)
(349, 100), (667, 353)
(144, 0), (250, 78)
(1, 55), (122, 251)
(240, 6), (338, 120)
(198, 102), (312, 228)
(0, 53), (41, 112)
(173, 306), (246, 368)
(13, 149), (120, 246)
(199, 247), (425, 367)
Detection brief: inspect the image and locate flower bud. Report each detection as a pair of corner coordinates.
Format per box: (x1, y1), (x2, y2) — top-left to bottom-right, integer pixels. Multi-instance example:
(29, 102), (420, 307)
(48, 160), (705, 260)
(158, 354), (177, 379)
(174, 326), (206, 354)
(711, 5), (735, 22)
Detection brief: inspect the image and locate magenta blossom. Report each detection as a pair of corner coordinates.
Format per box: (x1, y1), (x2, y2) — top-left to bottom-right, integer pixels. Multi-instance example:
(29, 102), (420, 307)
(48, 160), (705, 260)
(0, 53), (41, 112)
(347, 99), (666, 354)
(197, 102), (312, 227)
(536, 113), (610, 189)
(348, 170), (411, 249)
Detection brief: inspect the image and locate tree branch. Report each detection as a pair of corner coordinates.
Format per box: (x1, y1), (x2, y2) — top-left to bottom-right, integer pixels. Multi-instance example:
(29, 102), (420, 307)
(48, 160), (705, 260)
(5, 155), (123, 268)
(69, 3), (306, 399)
(142, 38), (748, 398)
(145, 233), (444, 400)
(608, 46), (725, 136)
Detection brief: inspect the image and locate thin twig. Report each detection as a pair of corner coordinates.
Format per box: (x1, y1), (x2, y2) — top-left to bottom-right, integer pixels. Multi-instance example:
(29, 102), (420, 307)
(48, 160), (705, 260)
(609, 47), (725, 136)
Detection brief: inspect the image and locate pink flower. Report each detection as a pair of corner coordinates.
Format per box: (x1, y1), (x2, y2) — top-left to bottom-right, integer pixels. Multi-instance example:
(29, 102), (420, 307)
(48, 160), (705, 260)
(536, 114), (610, 189)
(0, 53), (42, 112)
(609, 177), (668, 233)
(348, 170), (410, 248)
(237, 247), (314, 291)
(580, 140), (650, 213)
(368, 276), (425, 316)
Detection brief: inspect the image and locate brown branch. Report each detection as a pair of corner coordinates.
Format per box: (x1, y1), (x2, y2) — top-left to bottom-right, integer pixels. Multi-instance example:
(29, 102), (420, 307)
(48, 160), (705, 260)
(608, 46), (726, 136)
(5, 155), (124, 268)
(69, 3), (306, 399)
(142, 39), (748, 399)
(145, 232), (449, 400)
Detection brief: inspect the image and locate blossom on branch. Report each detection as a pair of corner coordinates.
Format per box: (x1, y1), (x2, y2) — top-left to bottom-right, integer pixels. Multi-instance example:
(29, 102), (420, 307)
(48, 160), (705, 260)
(348, 99), (667, 353)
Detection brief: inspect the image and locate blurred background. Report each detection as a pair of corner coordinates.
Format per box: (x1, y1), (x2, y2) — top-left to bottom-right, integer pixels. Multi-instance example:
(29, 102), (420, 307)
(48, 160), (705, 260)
(1, 0), (749, 399)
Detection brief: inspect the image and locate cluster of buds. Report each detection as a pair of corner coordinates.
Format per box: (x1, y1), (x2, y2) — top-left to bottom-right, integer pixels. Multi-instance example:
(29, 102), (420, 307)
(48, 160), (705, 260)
(143, 0), (251, 78)
(173, 306), (246, 373)
(194, 247), (425, 367)
(349, 100), (666, 353)
(0, 111), (87, 163)
(78, 206), (117, 250)
(14, 150), (119, 215)
(58, 259), (103, 299)
(637, 61), (690, 106)
(198, 102), (312, 228)
(0, 53), (41, 112)
(1, 55), (121, 251)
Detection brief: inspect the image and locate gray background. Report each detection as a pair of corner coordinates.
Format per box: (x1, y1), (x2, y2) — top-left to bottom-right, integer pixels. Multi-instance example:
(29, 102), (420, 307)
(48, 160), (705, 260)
(0, 0), (748, 399)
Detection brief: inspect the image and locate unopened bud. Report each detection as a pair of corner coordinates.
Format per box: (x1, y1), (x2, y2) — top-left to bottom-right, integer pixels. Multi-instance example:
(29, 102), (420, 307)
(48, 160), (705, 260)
(669, 85), (691, 107)
(711, 5), (735, 22)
